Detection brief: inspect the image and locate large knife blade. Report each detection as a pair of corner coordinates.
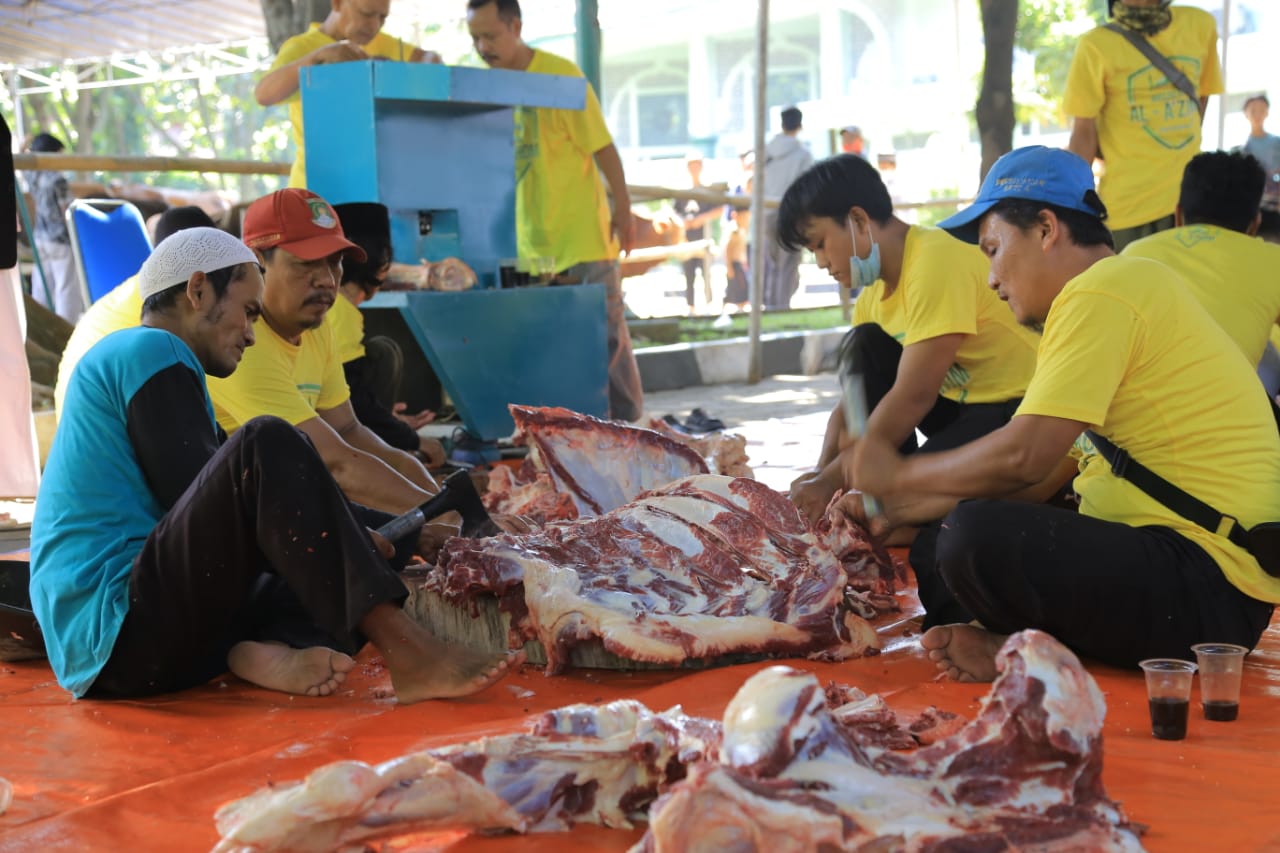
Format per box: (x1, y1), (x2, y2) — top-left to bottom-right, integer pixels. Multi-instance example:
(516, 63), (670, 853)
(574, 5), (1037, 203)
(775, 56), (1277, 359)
(838, 338), (883, 518)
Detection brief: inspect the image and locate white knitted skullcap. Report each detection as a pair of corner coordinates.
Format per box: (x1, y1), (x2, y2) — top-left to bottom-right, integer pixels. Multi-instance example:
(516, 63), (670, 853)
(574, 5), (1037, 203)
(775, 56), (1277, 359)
(138, 227), (259, 301)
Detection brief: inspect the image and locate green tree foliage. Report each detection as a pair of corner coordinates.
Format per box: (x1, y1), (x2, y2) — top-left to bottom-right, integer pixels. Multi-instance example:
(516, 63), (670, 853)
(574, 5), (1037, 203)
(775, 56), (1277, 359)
(1014, 0), (1107, 123)
(7, 44), (290, 199)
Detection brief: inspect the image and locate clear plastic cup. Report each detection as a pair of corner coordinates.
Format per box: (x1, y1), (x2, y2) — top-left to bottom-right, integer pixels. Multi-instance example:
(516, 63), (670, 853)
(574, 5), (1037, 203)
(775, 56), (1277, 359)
(1139, 658), (1197, 740)
(1190, 643), (1247, 722)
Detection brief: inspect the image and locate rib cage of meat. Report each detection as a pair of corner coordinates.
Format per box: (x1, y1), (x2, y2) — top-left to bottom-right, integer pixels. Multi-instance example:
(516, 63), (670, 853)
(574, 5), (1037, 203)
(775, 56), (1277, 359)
(211, 631), (1143, 853)
(435, 474), (889, 674)
(484, 406), (710, 522)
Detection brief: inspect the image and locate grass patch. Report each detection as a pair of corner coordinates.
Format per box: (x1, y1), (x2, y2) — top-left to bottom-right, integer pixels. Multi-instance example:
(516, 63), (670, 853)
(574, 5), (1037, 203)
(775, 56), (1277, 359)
(630, 306), (848, 348)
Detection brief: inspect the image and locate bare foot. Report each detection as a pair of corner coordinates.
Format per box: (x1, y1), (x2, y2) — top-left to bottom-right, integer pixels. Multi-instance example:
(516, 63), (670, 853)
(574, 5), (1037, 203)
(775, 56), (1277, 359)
(361, 604), (525, 704)
(390, 644), (525, 705)
(920, 623), (1007, 683)
(227, 641), (355, 697)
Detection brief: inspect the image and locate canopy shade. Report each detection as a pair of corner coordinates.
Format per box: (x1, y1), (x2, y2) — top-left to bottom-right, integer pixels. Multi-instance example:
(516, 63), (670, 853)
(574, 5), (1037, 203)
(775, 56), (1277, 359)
(0, 0), (267, 68)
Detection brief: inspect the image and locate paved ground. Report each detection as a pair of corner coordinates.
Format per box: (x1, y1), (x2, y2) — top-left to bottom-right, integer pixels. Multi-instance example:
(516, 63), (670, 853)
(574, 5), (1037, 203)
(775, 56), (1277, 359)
(641, 371), (838, 491)
(624, 260), (839, 319)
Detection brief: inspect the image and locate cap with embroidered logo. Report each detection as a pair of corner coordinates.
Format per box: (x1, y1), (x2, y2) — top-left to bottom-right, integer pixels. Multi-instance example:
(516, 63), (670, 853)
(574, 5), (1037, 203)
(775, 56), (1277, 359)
(241, 188), (366, 262)
(938, 146), (1107, 244)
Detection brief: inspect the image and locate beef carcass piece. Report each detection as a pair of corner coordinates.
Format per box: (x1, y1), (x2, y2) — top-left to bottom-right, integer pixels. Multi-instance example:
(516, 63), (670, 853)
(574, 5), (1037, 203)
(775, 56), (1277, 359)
(436, 474), (885, 673)
(484, 464), (579, 523)
(211, 754), (525, 853)
(637, 630), (1146, 853)
(212, 701), (723, 853)
(485, 406), (709, 522)
(645, 416), (753, 479)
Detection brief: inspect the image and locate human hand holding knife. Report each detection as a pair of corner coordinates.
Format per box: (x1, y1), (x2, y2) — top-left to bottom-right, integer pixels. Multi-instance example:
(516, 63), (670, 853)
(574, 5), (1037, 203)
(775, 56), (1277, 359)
(838, 342), (883, 520)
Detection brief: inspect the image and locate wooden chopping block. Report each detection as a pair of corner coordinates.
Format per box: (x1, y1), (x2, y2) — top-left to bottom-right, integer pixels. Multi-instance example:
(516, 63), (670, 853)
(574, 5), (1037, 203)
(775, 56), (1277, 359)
(403, 582), (769, 672)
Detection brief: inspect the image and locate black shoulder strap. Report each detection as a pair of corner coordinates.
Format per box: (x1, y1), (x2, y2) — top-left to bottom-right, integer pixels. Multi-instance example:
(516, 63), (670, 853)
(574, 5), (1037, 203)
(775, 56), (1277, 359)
(1085, 430), (1250, 549)
(1104, 23), (1203, 117)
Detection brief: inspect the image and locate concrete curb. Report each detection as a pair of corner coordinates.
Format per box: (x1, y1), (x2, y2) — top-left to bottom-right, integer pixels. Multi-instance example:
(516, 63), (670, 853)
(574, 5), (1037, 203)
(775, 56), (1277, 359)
(636, 327), (848, 392)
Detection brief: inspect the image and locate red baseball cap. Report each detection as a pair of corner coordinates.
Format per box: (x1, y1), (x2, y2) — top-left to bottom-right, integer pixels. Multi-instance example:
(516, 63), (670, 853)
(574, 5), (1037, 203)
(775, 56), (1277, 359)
(242, 189), (367, 262)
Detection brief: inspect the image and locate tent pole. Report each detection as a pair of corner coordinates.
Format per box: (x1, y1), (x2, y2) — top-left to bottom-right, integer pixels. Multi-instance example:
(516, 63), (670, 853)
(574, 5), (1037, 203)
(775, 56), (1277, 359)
(747, 0), (769, 385)
(575, 0), (602, 98)
(1216, 0), (1230, 149)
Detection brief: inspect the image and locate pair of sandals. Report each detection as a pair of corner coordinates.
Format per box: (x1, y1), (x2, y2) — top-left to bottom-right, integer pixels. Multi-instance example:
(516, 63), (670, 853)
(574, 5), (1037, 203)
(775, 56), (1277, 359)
(661, 408), (726, 435)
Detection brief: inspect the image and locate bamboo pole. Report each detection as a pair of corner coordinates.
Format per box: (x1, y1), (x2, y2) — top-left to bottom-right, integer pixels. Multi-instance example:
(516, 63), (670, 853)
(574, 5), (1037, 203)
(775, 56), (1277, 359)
(13, 152), (291, 176)
(14, 153), (970, 214)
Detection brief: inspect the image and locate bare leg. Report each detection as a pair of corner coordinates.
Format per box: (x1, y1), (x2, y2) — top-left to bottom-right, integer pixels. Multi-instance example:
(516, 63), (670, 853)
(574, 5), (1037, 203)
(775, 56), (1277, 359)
(227, 641), (355, 697)
(360, 603), (524, 704)
(920, 623), (1007, 683)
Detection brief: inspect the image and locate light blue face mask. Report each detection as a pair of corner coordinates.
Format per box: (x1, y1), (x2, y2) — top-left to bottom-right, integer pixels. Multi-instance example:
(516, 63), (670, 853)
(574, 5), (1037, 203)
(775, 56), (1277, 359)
(848, 216), (881, 290)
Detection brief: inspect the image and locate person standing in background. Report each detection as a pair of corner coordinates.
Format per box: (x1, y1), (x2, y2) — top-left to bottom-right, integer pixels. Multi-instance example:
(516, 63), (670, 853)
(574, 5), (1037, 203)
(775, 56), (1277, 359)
(761, 106), (814, 310)
(466, 0), (643, 422)
(1243, 94), (1280, 175)
(1, 114), (41, 499)
(25, 132), (85, 324)
(678, 155), (723, 316)
(840, 126), (867, 158)
(255, 0), (441, 188)
(1242, 93), (1280, 242)
(1063, 0), (1222, 251)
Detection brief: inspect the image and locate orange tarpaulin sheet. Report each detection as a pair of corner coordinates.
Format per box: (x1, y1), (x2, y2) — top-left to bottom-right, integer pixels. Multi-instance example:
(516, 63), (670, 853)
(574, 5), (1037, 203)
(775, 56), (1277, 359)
(4, 573), (1280, 851)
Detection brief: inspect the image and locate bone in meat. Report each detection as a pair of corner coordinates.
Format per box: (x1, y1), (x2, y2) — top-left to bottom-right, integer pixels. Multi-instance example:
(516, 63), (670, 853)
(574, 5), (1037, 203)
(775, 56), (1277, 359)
(436, 475), (885, 673)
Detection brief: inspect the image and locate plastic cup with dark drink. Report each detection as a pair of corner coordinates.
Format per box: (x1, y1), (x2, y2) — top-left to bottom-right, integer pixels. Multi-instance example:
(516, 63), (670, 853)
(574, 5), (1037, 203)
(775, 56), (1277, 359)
(1139, 658), (1197, 740)
(1191, 642), (1247, 722)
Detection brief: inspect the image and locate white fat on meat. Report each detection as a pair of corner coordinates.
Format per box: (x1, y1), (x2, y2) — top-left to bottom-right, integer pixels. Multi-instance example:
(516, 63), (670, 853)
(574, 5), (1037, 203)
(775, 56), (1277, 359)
(211, 701), (721, 852)
(636, 630), (1147, 853)
(440, 475), (883, 673)
(211, 755), (524, 853)
(211, 632), (1142, 853)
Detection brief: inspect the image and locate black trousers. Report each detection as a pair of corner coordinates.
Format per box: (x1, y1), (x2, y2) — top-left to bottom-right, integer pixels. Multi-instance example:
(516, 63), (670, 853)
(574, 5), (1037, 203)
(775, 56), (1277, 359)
(89, 417), (409, 698)
(847, 323), (1022, 456)
(909, 499), (1275, 669)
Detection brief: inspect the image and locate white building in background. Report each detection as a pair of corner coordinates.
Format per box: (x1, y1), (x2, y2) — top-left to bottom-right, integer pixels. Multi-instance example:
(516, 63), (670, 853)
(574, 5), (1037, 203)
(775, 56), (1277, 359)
(406, 0), (1276, 198)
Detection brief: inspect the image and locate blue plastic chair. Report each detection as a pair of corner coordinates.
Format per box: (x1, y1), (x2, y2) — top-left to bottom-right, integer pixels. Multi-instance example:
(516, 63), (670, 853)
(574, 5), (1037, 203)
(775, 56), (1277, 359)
(65, 199), (152, 306)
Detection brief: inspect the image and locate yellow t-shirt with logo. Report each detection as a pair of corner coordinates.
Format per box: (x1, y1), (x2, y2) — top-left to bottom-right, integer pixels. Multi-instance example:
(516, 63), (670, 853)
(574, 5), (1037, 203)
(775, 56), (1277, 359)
(1124, 225), (1280, 366)
(54, 274), (145, 419)
(515, 50), (616, 270)
(1017, 255), (1280, 604)
(270, 24), (417, 188)
(329, 293), (367, 363)
(207, 314), (350, 433)
(850, 226), (1039, 404)
(1063, 8), (1223, 230)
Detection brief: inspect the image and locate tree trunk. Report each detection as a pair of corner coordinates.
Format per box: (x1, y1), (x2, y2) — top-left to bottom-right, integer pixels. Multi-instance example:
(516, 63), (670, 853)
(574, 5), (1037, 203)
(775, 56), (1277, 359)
(976, 0), (1018, 181)
(260, 0), (331, 53)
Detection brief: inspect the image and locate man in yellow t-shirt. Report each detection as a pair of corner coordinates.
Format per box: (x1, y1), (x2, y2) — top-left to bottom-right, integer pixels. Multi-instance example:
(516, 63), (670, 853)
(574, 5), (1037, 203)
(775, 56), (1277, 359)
(255, 0), (440, 188)
(844, 146), (1279, 683)
(776, 155), (1041, 528)
(208, 189), (449, 541)
(54, 206), (217, 419)
(1123, 150), (1280, 374)
(466, 0), (643, 422)
(1064, 1), (1222, 249)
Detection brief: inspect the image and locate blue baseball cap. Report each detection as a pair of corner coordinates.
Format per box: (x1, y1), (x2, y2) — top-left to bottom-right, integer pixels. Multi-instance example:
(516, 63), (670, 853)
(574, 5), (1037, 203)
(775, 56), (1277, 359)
(938, 146), (1106, 244)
